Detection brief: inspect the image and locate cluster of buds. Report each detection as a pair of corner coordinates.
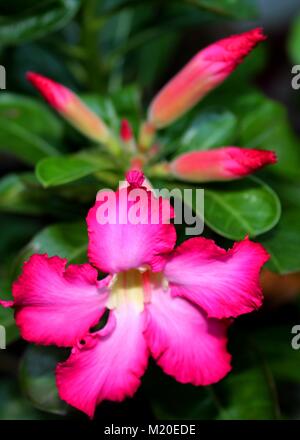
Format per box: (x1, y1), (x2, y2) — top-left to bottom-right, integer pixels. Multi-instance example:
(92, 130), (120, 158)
(27, 28), (276, 182)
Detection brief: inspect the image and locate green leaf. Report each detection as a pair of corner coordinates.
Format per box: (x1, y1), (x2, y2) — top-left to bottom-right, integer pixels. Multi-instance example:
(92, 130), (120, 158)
(0, 93), (63, 143)
(0, 173), (82, 217)
(10, 221), (87, 282)
(0, 0), (80, 45)
(81, 95), (120, 134)
(36, 152), (114, 187)
(154, 176), (281, 240)
(190, 0), (258, 18)
(20, 346), (68, 416)
(0, 117), (59, 165)
(235, 93), (300, 179)
(204, 177), (281, 240)
(216, 368), (278, 420)
(0, 380), (48, 420)
(288, 13), (300, 64)
(0, 173), (52, 215)
(145, 363), (217, 420)
(250, 326), (300, 384)
(176, 109), (237, 155)
(260, 208), (300, 274)
(110, 84), (141, 117)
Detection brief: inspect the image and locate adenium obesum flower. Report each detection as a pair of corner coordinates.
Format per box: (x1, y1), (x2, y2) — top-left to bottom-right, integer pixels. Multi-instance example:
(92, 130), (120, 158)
(169, 147), (277, 182)
(0, 171), (269, 418)
(148, 28), (266, 128)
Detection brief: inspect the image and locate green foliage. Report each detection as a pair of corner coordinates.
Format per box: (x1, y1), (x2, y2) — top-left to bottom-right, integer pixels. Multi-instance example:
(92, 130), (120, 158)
(0, 0), (299, 422)
(0, 0), (80, 45)
(20, 346), (68, 416)
(288, 12), (300, 64)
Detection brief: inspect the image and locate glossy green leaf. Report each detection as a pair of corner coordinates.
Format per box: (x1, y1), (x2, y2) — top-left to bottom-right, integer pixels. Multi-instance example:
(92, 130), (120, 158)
(20, 346), (68, 416)
(0, 0), (80, 45)
(204, 177), (281, 240)
(0, 93), (63, 143)
(176, 109), (237, 155)
(0, 118), (59, 165)
(36, 152), (114, 187)
(236, 94), (300, 179)
(154, 176), (281, 240)
(260, 208), (300, 274)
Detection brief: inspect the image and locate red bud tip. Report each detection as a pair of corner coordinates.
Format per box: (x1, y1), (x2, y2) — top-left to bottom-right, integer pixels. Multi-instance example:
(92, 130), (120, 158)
(120, 119), (133, 142)
(26, 71), (72, 111)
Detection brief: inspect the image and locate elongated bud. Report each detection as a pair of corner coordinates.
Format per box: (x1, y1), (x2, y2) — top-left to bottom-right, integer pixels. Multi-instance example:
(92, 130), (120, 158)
(138, 121), (156, 151)
(27, 72), (120, 154)
(120, 119), (133, 142)
(170, 147), (277, 182)
(148, 28), (266, 128)
(120, 119), (136, 153)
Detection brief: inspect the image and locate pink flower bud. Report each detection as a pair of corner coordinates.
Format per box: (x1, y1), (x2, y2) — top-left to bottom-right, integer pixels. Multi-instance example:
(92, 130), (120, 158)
(27, 72), (111, 145)
(170, 147), (277, 182)
(120, 119), (133, 142)
(148, 28), (266, 128)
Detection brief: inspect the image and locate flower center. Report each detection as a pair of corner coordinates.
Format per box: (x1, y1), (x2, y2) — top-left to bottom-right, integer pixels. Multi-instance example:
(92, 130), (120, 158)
(107, 269), (167, 312)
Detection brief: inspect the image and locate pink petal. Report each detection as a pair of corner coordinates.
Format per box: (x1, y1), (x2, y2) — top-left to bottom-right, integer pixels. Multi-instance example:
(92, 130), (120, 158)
(164, 237), (269, 319)
(171, 148), (277, 182)
(144, 288), (231, 385)
(87, 184), (176, 274)
(12, 254), (108, 347)
(56, 304), (149, 418)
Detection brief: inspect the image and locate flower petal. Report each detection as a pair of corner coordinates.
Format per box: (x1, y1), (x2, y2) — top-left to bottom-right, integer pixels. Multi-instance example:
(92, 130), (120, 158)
(144, 288), (231, 385)
(164, 237), (269, 319)
(12, 254), (108, 347)
(56, 304), (149, 418)
(87, 183), (176, 274)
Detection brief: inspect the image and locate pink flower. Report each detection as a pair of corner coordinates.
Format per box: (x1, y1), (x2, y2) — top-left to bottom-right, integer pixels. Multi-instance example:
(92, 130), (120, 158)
(148, 28), (266, 128)
(170, 147), (277, 182)
(0, 171), (268, 418)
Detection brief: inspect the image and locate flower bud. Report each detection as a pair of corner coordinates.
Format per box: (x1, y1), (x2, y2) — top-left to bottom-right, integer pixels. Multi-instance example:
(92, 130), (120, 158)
(148, 28), (266, 128)
(170, 147), (277, 182)
(27, 72), (119, 153)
